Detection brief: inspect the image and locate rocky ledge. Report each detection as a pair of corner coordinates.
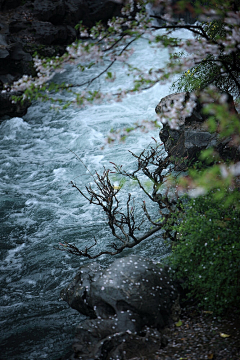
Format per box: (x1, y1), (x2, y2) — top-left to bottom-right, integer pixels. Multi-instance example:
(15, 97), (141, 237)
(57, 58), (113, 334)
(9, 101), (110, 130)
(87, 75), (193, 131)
(155, 92), (240, 169)
(60, 255), (181, 360)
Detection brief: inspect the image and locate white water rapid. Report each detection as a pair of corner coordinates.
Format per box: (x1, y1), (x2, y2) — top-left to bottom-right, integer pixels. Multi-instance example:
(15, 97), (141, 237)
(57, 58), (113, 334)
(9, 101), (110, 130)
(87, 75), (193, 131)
(0, 30), (189, 360)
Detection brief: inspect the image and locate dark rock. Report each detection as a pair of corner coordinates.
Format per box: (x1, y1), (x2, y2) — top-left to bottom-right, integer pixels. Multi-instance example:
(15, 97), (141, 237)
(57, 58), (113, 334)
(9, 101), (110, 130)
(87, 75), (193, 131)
(33, 0), (66, 24)
(0, 43), (34, 84)
(10, 43), (32, 62)
(32, 21), (68, 45)
(0, 47), (9, 58)
(64, 0), (89, 27)
(73, 322), (164, 360)
(66, 25), (77, 44)
(0, 74), (15, 85)
(61, 262), (101, 318)
(0, 91), (31, 120)
(0, 0), (23, 11)
(102, 328), (165, 360)
(0, 34), (9, 59)
(61, 256), (179, 328)
(0, 34), (8, 46)
(156, 92), (240, 168)
(83, 0), (123, 27)
(61, 255), (179, 359)
(9, 19), (32, 33)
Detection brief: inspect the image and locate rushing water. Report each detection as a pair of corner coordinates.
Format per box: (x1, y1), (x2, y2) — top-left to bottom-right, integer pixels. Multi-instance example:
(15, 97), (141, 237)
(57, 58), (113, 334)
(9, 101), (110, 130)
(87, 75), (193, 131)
(0, 30), (188, 360)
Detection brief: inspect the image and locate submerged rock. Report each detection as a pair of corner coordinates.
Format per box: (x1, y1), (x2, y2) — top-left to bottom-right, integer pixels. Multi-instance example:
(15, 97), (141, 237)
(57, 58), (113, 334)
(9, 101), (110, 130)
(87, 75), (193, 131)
(61, 255), (179, 359)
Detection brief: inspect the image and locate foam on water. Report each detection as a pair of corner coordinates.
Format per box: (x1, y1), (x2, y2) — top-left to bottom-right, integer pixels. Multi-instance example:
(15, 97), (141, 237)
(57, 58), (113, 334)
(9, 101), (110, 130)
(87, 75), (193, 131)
(0, 30), (190, 359)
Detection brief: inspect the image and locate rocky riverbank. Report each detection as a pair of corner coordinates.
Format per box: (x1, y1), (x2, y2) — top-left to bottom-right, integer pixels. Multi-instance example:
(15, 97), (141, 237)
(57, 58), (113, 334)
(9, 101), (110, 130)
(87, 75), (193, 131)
(0, 0), (122, 119)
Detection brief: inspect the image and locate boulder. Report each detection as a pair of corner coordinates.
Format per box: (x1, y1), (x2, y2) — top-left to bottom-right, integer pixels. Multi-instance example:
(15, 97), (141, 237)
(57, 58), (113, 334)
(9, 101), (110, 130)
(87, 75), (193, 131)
(0, 43), (34, 87)
(156, 92), (240, 168)
(61, 255), (179, 359)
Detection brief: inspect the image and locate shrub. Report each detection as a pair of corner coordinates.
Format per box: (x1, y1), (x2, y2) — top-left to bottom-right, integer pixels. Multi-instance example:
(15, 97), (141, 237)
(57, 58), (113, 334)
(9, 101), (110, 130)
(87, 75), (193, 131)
(165, 192), (240, 314)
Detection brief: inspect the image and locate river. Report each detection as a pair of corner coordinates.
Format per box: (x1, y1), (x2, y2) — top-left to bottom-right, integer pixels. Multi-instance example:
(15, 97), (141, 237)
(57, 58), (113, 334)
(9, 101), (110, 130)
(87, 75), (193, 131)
(0, 30), (188, 360)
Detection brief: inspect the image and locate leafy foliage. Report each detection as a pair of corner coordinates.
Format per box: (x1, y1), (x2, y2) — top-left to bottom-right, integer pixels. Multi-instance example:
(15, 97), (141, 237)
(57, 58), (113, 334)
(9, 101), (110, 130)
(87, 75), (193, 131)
(172, 20), (240, 96)
(165, 193), (240, 314)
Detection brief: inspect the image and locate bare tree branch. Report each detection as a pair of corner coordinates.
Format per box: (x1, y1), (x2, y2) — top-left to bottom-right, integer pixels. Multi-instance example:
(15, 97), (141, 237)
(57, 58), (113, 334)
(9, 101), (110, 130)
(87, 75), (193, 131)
(57, 142), (182, 258)
(56, 223), (165, 259)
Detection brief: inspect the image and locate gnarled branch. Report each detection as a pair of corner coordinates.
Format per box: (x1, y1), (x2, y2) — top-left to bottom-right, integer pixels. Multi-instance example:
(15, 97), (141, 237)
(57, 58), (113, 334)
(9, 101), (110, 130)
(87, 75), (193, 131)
(57, 142), (182, 258)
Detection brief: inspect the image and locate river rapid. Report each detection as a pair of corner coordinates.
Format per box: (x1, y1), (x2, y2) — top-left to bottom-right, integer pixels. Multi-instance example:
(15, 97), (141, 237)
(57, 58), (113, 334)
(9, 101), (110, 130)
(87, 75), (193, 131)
(0, 30), (188, 360)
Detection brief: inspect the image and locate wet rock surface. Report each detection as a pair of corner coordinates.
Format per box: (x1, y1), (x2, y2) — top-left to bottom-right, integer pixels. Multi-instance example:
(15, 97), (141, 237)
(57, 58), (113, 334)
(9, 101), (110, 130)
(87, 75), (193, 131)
(156, 92), (240, 168)
(61, 255), (180, 360)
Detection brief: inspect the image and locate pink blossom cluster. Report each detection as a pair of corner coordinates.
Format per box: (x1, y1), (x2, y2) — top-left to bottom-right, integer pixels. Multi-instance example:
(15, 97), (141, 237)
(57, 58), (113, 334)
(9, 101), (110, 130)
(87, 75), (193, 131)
(222, 16), (240, 55)
(66, 42), (104, 64)
(121, 0), (134, 16)
(3, 56), (57, 95)
(220, 162), (240, 179)
(158, 92), (197, 129)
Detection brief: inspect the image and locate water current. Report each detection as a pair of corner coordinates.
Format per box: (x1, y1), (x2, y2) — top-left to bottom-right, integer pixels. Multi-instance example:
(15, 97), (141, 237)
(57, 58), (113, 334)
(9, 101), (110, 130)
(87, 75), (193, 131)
(0, 30), (189, 360)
